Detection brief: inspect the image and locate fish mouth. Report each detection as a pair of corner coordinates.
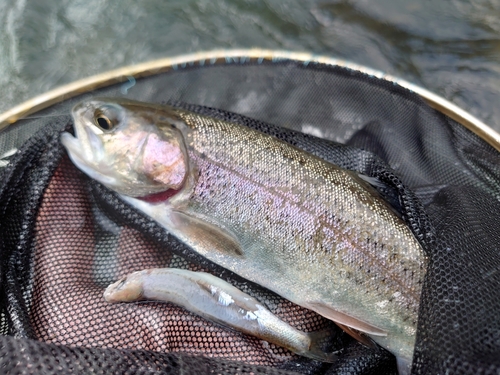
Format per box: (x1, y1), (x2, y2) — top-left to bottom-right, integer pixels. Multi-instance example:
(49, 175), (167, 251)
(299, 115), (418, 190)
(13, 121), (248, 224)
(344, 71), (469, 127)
(61, 105), (124, 188)
(60, 131), (118, 187)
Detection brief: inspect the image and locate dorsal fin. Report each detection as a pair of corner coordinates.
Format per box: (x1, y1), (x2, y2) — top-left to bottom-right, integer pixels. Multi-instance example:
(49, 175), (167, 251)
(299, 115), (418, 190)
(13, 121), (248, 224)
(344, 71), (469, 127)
(355, 172), (403, 218)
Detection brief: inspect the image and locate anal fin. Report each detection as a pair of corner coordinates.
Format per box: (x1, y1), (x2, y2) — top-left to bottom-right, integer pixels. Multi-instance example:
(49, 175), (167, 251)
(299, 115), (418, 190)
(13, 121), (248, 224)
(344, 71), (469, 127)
(334, 322), (379, 349)
(307, 302), (387, 337)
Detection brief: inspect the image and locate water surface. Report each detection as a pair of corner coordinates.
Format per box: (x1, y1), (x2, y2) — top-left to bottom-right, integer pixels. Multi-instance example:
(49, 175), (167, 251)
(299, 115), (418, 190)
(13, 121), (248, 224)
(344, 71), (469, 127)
(1, 0), (499, 131)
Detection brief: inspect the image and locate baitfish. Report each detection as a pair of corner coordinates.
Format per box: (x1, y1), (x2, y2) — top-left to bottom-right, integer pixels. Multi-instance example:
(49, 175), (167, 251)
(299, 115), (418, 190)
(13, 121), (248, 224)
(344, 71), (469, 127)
(104, 267), (337, 362)
(61, 98), (428, 374)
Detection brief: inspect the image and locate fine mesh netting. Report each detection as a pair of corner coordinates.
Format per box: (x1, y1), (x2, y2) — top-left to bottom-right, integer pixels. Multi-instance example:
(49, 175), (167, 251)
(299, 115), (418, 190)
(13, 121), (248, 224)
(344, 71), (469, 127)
(0, 59), (499, 375)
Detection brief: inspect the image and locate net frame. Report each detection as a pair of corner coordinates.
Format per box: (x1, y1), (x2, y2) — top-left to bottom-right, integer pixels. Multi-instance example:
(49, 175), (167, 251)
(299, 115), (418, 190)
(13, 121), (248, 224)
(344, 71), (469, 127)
(1, 49), (498, 152)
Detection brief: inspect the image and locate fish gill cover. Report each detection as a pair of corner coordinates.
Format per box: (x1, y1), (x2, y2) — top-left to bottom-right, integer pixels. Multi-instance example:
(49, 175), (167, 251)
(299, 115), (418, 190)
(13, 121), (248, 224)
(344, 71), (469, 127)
(0, 59), (499, 375)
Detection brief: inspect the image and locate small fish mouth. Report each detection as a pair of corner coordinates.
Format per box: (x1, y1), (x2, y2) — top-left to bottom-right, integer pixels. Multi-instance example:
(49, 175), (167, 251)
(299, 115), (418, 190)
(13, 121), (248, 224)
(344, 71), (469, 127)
(103, 278), (127, 303)
(103, 276), (144, 303)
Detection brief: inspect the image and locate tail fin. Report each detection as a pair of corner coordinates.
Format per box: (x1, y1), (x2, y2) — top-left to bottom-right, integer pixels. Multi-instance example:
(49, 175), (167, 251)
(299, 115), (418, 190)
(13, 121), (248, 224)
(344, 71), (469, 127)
(396, 356), (412, 375)
(299, 329), (339, 363)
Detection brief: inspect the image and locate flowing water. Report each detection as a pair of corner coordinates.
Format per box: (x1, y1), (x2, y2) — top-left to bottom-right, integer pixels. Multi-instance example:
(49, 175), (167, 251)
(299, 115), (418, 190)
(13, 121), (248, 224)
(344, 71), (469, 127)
(1, 0), (499, 132)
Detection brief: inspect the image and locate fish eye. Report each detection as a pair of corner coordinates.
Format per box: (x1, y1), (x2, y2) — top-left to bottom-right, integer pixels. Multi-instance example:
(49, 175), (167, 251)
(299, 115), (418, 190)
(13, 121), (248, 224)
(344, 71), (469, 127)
(95, 115), (113, 130)
(93, 105), (122, 131)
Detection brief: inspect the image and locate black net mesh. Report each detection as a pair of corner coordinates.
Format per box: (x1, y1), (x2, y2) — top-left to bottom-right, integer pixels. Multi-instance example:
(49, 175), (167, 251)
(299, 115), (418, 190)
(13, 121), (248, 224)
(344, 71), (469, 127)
(0, 59), (499, 374)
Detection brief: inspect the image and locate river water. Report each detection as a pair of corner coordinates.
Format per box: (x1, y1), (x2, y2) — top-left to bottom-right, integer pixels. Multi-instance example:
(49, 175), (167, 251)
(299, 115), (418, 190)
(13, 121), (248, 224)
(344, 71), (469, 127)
(1, 0), (499, 132)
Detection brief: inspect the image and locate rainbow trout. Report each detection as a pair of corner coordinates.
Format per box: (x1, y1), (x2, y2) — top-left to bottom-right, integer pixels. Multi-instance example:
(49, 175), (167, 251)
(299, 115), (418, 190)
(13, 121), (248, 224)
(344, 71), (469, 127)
(104, 268), (337, 362)
(61, 98), (428, 374)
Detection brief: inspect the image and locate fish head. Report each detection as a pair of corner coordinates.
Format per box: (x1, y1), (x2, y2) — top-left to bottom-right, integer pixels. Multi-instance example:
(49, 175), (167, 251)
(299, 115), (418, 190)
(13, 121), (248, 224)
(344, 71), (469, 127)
(103, 272), (144, 303)
(61, 98), (188, 198)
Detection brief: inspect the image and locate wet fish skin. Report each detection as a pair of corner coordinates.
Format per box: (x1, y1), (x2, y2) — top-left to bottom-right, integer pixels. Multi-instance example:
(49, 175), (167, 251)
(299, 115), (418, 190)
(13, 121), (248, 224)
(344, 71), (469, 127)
(104, 268), (337, 362)
(61, 98), (428, 374)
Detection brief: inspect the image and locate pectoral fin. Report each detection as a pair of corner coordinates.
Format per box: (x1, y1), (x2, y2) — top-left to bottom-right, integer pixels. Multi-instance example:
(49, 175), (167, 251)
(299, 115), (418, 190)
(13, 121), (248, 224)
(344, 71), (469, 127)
(120, 196), (244, 258)
(169, 210), (244, 257)
(307, 302), (387, 337)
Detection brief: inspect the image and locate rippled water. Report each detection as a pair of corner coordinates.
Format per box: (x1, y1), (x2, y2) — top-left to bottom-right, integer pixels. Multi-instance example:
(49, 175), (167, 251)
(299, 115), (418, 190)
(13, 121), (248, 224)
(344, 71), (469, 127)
(1, 0), (499, 132)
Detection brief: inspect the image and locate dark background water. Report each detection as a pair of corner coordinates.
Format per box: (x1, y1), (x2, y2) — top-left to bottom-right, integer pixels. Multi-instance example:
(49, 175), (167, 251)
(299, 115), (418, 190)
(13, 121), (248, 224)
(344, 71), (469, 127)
(1, 0), (499, 132)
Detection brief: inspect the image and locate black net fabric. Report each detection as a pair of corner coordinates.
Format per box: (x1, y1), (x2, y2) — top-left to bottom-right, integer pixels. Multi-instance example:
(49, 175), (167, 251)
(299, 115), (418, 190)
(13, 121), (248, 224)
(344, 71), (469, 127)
(0, 59), (499, 375)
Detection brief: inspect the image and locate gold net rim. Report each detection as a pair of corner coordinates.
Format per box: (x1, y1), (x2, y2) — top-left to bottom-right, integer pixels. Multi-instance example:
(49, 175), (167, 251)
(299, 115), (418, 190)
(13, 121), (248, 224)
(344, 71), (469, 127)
(1, 48), (499, 151)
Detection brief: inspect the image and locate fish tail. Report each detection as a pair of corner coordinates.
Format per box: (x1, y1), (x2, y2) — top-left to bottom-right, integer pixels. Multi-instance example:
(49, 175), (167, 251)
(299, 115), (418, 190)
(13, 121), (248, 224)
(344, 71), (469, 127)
(396, 356), (412, 375)
(300, 329), (339, 363)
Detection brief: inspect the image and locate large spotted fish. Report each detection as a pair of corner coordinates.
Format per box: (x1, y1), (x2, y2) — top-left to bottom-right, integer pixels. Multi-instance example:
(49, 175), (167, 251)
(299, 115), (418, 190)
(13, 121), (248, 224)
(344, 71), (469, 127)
(61, 98), (428, 374)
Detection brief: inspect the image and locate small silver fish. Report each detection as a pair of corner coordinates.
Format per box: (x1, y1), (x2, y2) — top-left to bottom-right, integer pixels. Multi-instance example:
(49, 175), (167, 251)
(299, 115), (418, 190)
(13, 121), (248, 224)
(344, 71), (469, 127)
(61, 98), (428, 374)
(104, 268), (337, 362)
